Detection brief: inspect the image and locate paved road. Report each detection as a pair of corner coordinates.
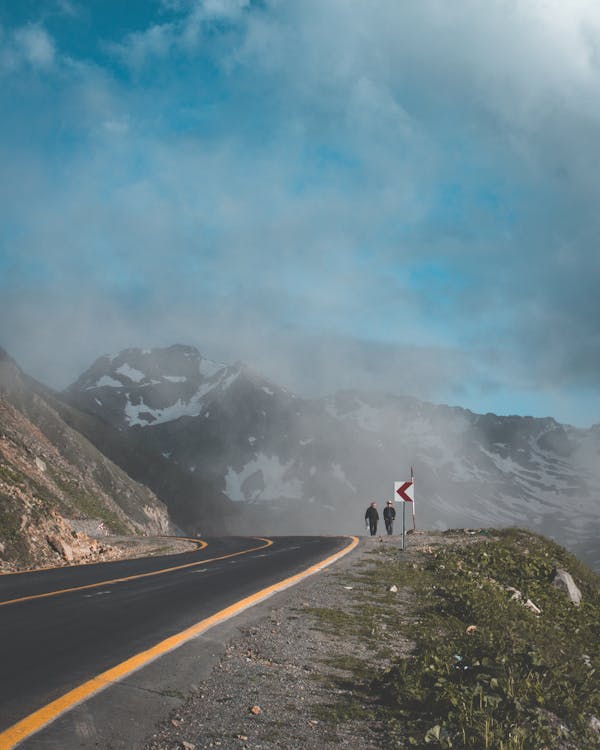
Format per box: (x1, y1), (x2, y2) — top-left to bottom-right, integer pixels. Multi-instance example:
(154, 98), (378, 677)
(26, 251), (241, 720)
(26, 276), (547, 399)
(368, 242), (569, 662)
(0, 535), (352, 743)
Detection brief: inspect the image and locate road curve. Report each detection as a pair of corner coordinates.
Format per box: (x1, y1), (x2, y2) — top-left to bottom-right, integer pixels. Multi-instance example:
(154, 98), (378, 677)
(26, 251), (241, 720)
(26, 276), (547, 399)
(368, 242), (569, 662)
(0, 535), (357, 748)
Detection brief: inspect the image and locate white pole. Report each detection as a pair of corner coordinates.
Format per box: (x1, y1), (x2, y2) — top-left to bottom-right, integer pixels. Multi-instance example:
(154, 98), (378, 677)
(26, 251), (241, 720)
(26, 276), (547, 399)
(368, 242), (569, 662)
(411, 466), (416, 531)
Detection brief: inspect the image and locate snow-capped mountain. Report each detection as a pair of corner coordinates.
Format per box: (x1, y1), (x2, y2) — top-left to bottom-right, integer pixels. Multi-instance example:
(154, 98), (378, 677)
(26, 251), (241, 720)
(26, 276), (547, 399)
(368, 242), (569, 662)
(66, 345), (238, 430)
(66, 345), (377, 516)
(326, 390), (600, 568)
(65, 345), (600, 569)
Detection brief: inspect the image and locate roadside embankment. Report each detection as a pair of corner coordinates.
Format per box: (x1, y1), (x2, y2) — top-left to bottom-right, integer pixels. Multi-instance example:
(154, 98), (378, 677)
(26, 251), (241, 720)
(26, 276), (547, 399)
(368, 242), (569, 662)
(143, 529), (600, 750)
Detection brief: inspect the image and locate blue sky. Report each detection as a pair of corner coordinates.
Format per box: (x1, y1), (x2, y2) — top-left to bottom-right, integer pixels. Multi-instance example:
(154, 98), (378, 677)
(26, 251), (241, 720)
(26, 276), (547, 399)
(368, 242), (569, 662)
(2, 0), (600, 426)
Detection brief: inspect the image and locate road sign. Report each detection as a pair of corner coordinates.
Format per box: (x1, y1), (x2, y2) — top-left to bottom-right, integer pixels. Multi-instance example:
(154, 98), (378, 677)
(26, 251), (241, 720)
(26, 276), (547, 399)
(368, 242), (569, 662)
(394, 480), (414, 503)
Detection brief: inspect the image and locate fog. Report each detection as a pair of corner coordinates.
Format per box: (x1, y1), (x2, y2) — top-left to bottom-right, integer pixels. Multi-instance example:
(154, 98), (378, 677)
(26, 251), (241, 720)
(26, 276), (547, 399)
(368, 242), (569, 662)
(3, 2), (600, 426)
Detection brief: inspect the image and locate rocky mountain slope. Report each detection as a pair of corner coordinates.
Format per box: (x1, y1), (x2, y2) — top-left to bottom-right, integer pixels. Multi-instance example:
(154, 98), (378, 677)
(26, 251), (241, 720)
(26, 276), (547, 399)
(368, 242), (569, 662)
(0, 348), (173, 571)
(65, 345), (600, 570)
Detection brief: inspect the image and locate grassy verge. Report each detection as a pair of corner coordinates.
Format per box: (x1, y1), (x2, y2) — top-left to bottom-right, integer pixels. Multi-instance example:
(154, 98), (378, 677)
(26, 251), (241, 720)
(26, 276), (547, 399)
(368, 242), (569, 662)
(309, 530), (600, 749)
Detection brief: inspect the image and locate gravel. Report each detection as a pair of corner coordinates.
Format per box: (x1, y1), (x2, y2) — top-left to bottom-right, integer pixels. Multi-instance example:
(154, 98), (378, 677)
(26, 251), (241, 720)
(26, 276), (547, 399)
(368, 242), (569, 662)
(141, 533), (441, 750)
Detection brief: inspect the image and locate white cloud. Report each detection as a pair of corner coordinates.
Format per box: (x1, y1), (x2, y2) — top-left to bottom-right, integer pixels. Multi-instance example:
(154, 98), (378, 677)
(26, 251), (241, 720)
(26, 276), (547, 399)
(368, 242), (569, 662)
(112, 23), (175, 71)
(4, 1), (600, 424)
(1, 24), (56, 72)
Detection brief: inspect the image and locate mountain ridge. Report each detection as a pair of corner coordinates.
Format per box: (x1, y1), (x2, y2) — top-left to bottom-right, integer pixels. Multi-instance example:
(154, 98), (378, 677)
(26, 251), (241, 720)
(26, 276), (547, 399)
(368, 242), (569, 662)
(64, 344), (600, 570)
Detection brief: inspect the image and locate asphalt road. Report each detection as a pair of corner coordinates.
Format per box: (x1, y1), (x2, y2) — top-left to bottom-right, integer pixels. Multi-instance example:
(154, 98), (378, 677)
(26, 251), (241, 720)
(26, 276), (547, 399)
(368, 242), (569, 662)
(0, 535), (351, 742)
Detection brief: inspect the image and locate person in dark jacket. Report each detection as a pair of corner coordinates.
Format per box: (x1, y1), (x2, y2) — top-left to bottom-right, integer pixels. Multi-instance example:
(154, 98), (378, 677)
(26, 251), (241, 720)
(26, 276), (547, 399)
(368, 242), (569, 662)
(365, 501), (379, 536)
(383, 500), (396, 535)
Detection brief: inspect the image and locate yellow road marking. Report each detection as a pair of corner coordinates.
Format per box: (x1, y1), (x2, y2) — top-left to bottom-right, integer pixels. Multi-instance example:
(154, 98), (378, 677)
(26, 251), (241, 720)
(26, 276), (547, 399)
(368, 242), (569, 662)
(0, 536), (206, 577)
(0, 538), (272, 608)
(0, 535), (358, 750)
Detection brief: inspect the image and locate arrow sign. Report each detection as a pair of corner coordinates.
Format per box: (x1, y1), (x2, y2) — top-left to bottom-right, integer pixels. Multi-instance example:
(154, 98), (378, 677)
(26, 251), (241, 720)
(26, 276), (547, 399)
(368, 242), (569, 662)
(394, 480), (414, 503)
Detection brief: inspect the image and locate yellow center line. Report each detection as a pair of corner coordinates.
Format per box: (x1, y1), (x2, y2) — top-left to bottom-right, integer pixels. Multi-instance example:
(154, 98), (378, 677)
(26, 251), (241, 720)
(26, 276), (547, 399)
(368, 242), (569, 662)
(0, 535), (358, 750)
(0, 538), (273, 608)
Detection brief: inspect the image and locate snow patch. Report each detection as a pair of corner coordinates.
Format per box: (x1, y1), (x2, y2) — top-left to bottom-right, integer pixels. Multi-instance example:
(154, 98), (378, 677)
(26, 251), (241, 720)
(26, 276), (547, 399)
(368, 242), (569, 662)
(225, 454), (303, 501)
(164, 375), (187, 383)
(123, 368), (242, 426)
(219, 370), (240, 391)
(198, 358), (225, 379)
(262, 386), (275, 396)
(124, 396), (202, 426)
(94, 375), (123, 388)
(116, 364), (145, 383)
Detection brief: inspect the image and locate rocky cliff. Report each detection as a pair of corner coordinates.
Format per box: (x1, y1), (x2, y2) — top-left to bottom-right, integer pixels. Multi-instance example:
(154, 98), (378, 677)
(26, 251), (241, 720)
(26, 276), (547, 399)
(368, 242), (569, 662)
(0, 349), (173, 571)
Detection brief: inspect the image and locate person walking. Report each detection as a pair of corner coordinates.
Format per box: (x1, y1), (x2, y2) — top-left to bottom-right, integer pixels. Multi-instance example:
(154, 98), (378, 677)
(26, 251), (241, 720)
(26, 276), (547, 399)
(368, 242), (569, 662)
(365, 501), (379, 536)
(383, 500), (396, 535)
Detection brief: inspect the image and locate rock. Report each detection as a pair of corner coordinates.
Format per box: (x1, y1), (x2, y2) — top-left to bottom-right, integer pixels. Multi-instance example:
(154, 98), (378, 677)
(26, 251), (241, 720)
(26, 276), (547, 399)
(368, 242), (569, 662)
(181, 742), (195, 750)
(46, 534), (74, 562)
(250, 705), (261, 715)
(506, 586), (541, 615)
(552, 568), (582, 606)
(589, 715), (600, 734)
(506, 586), (522, 599)
(388, 585), (398, 593)
(524, 599), (542, 615)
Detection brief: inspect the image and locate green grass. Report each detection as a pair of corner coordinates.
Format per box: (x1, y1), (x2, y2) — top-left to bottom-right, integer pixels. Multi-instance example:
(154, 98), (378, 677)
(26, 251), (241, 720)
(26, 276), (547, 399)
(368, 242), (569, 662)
(0, 463), (25, 485)
(48, 469), (131, 534)
(308, 529), (600, 749)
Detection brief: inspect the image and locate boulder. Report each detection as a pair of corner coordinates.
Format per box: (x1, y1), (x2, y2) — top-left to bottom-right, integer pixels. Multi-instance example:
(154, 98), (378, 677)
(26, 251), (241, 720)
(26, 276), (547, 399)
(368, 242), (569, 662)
(552, 568), (582, 606)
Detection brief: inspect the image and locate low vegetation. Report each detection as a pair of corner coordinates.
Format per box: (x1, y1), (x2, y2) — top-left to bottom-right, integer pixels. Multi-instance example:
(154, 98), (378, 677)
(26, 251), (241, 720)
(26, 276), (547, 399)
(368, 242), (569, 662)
(310, 529), (600, 749)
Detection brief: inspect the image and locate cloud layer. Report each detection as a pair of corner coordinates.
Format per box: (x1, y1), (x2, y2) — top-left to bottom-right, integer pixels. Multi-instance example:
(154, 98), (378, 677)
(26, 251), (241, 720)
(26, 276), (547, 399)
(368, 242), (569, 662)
(2, 0), (600, 425)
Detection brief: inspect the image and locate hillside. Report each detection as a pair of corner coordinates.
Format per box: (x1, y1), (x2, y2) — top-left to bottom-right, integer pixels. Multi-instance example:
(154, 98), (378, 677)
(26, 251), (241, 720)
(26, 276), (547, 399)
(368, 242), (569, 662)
(143, 528), (600, 750)
(0, 349), (173, 571)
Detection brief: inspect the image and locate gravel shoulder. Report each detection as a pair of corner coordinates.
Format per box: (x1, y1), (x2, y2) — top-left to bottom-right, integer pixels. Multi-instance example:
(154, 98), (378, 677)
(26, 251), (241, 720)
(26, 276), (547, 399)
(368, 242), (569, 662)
(142, 532), (446, 750)
(105, 535), (201, 559)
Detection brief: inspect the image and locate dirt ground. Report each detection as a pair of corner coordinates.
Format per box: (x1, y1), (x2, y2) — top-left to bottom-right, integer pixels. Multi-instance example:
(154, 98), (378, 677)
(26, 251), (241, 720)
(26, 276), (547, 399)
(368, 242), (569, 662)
(141, 532), (447, 750)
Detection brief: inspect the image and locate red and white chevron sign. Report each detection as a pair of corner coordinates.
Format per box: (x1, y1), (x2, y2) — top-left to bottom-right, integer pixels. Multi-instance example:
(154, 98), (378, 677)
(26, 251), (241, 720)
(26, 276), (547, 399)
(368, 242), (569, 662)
(394, 480), (414, 503)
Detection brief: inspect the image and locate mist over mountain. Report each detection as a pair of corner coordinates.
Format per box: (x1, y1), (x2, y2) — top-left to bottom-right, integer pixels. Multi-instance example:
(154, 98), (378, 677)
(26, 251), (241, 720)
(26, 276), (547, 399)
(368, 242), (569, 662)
(65, 345), (600, 570)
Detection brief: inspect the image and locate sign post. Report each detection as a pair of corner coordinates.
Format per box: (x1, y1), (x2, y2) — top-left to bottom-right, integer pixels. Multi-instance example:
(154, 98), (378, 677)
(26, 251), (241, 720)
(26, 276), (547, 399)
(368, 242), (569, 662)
(394, 471), (415, 551)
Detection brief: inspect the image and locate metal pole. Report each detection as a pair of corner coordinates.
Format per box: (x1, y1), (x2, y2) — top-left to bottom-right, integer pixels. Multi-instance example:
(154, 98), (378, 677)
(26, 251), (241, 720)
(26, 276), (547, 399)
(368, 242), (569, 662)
(402, 499), (406, 550)
(411, 466), (416, 531)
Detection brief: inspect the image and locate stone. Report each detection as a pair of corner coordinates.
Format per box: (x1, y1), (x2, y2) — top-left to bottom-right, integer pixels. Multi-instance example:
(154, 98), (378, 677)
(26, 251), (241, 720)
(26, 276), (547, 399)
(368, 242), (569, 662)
(388, 585), (398, 593)
(552, 568), (582, 606)
(524, 599), (542, 615)
(46, 534), (74, 562)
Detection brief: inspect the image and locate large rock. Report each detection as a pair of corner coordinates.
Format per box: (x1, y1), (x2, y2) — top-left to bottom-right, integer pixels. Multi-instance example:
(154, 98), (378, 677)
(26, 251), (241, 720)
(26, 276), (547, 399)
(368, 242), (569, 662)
(552, 568), (582, 606)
